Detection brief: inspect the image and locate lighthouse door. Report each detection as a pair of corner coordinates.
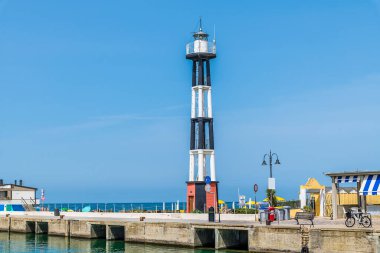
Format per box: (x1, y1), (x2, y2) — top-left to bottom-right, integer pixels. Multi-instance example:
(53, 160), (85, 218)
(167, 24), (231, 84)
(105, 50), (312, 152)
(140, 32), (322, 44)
(189, 196), (195, 212)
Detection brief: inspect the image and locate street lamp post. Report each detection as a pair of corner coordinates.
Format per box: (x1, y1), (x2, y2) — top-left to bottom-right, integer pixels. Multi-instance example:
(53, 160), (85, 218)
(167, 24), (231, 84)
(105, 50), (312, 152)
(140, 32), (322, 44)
(262, 150), (281, 206)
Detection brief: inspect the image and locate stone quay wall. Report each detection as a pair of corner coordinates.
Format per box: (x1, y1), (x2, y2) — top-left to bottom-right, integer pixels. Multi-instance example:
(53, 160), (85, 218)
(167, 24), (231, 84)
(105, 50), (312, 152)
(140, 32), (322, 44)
(0, 214), (378, 252)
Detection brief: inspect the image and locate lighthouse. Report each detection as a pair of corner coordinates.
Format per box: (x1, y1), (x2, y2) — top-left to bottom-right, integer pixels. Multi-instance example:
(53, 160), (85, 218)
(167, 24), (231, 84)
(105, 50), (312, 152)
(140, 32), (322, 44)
(186, 21), (218, 213)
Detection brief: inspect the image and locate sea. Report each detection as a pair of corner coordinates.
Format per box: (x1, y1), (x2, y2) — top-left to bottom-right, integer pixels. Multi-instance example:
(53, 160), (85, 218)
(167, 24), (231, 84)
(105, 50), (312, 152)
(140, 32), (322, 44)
(40, 201), (262, 212)
(0, 232), (248, 253)
(41, 202), (190, 212)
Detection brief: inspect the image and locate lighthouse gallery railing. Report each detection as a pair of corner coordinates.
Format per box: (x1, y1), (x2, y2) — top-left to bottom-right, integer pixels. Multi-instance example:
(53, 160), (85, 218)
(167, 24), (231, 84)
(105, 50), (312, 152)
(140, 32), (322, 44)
(186, 41), (216, 55)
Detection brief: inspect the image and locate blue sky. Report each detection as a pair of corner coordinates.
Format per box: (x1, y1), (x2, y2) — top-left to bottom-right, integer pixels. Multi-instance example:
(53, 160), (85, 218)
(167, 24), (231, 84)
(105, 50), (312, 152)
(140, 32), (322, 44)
(1, 0), (380, 202)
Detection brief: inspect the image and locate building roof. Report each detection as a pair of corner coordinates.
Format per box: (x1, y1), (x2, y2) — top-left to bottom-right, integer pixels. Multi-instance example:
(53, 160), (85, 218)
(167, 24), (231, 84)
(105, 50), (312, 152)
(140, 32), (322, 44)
(0, 184), (37, 191)
(300, 178), (325, 190)
(324, 170), (380, 177)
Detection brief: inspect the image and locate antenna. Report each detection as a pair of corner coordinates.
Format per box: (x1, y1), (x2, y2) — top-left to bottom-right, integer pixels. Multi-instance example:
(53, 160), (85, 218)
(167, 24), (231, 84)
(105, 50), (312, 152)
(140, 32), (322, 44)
(213, 24), (216, 43)
(199, 16), (203, 31)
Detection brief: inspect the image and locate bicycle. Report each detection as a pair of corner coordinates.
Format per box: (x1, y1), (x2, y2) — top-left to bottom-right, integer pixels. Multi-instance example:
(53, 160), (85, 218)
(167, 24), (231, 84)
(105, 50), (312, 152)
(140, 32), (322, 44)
(345, 208), (372, 228)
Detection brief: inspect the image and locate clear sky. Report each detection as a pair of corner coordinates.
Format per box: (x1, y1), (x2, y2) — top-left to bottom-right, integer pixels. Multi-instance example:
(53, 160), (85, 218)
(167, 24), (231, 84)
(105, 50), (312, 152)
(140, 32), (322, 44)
(1, 0), (380, 202)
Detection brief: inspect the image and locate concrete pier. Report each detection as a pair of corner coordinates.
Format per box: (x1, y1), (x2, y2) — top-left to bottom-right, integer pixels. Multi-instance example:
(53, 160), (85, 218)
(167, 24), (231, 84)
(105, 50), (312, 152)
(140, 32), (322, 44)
(125, 222), (194, 246)
(70, 220), (93, 238)
(107, 225), (124, 240)
(194, 227), (215, 248)
(216, 228), (248, 250)
(36, 221), (48, 234)
(0, 212), (379, 252)
(48, 219), (70, 236)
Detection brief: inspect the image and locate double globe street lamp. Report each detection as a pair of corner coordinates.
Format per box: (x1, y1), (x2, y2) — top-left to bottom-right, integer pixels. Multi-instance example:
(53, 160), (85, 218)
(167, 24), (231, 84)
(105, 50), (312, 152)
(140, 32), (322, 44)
(262, 150), (281, 207)
(262, 150), (280, 178)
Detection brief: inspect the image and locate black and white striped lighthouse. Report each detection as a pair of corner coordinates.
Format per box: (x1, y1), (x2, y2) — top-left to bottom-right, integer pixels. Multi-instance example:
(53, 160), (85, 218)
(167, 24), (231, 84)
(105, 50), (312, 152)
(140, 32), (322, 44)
(186, 21), (218, 213)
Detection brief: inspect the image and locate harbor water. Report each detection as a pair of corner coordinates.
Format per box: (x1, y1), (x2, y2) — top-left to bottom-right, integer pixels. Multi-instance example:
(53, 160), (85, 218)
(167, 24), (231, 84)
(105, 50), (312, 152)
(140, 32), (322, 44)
(0, 232), (251, 253)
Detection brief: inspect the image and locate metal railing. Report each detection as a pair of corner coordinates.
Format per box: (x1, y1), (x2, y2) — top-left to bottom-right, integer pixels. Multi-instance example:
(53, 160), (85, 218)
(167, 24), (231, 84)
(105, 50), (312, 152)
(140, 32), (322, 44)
(21, 197), (36, 211)
(30, 197), (37, 205)
(186, 41), (216, 55)
(39, 202), (186, 213)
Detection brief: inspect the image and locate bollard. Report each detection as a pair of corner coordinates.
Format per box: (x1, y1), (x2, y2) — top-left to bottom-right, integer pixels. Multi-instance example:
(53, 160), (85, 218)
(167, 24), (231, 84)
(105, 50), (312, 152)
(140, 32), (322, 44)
(208, 207), (215, 222)
(54, 208), (60, 217)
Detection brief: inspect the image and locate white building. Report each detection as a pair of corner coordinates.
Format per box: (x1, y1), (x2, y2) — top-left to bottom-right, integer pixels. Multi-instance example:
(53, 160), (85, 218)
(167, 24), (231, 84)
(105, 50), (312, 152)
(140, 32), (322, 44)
(0, 180), (39, 211)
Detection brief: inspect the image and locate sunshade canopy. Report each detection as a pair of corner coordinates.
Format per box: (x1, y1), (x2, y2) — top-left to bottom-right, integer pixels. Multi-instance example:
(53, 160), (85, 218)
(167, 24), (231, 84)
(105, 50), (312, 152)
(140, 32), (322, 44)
(335, 176), (359, 183)
(360, 175), (380, 196)
(263, 196), (286, 202)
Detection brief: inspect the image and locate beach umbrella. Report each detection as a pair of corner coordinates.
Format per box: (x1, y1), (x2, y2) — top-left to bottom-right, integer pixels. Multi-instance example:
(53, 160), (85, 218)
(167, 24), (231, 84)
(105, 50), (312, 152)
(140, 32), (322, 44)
(246, 200), (257, 205)
(82, 206), (91, 212)
(263, 196), (286, 202)
(218, 200), (225, 205)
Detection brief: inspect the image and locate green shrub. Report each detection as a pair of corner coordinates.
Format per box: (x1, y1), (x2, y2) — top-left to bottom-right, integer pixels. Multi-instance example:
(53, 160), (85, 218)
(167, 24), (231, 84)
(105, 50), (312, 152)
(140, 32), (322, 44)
(303, 206), (312, 212)
(266, 189), (278, 207)
(234, 208), (258, 214)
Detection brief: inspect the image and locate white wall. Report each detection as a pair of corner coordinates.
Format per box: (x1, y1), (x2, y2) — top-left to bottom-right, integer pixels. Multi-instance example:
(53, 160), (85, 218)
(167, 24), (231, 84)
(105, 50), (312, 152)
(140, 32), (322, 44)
(11, 191), (35, 200)
(299, 188), (306, 208)
(319, 189), (325, 217)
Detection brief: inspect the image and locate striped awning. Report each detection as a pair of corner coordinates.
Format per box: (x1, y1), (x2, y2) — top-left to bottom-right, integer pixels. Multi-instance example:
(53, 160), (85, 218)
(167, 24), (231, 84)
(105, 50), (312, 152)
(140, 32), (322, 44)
(360, 175), (380, 196)
(335, 175), (359, 183)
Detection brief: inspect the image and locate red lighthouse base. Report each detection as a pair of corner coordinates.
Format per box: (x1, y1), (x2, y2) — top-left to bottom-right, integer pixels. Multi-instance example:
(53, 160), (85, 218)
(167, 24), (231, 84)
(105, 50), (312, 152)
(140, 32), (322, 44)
(186, 181), (219, 213)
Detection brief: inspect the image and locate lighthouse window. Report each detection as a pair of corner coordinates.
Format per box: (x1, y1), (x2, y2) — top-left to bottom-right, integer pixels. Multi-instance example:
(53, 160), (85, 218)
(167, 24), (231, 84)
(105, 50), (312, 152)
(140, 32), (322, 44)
(195, 89), (207, 118)
(195, 91), (199, 117)
(194, 122), (199, 149)
(203, 90), (208, 117)
(205, 155), (211, 176)
(194, 155), (198, 169)
(204, 122), (210, 149)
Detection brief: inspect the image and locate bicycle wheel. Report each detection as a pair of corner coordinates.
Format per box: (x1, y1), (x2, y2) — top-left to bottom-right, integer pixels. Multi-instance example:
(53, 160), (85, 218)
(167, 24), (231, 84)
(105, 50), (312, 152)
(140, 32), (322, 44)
(361, 216), (371, 228)
(345, 217), (355, 227)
